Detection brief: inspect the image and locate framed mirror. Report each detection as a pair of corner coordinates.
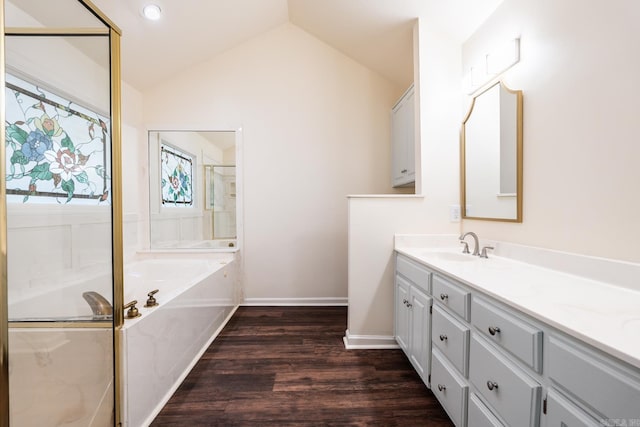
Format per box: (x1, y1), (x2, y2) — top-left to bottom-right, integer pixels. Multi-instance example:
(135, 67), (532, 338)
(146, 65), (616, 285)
(461, 81), (523, 222)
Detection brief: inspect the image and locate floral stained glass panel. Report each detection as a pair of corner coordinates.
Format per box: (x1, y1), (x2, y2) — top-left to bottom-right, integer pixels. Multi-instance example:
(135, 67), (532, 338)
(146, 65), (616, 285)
(4, 74), (110, 204)
(160, 143), (193, 206)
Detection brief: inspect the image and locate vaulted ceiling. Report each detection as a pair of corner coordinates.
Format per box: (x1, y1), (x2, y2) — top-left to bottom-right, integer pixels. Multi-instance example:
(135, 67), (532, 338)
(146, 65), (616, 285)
(85, 0), (503, 91)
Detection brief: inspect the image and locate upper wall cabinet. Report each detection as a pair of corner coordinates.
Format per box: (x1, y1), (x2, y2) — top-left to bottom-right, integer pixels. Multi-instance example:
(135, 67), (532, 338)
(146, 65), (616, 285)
(392, 84), (416, 188)
(461, 81), (523, 222)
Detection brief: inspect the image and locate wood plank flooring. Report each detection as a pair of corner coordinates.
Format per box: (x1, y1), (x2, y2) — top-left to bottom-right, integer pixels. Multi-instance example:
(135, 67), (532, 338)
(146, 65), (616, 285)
(151, 306), (453, 426)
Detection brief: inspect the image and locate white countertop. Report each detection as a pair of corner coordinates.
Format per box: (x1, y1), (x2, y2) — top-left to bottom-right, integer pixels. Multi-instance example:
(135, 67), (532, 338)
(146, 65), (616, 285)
(395, 236), (640, 370)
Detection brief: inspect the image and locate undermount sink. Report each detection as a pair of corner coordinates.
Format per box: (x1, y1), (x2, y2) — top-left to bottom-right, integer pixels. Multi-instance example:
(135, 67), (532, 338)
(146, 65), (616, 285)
(421, 251), (477, 262)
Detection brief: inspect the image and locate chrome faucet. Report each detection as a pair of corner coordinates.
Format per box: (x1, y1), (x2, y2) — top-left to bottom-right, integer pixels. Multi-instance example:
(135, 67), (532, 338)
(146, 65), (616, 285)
(82, 291), (113, 319)
(459, 232), (480, 256)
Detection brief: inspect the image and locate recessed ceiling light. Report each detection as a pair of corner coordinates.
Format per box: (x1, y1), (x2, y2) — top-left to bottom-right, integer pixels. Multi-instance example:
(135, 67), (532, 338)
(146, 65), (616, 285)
(142, 4), (162, 21)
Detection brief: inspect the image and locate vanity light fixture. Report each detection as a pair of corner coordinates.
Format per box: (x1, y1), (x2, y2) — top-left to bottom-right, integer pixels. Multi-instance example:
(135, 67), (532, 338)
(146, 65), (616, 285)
(142, 4), (162, 21)
(465, 38), (520, 94)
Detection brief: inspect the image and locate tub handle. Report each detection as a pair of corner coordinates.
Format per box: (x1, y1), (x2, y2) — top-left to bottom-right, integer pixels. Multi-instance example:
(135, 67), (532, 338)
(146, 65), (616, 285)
(145, 289), (159, 308)
(124, 300), (141, 319)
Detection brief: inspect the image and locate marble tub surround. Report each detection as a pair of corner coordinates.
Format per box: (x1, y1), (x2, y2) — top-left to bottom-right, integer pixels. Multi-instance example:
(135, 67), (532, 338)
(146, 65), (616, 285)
(394, 234), (640, 370)
(120, 253), (238, 427)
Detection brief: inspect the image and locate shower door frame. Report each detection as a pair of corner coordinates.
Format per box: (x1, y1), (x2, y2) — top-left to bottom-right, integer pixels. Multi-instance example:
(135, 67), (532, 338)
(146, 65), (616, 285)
(0, 1), (8, 425)
(0, 1), (124, 426)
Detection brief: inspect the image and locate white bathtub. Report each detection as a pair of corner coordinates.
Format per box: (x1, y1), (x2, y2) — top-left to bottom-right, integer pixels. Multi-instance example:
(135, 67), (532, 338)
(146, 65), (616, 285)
(119, 254), (238, 427)
(7, 255), (237, 427)
(8, 271), (112, 321)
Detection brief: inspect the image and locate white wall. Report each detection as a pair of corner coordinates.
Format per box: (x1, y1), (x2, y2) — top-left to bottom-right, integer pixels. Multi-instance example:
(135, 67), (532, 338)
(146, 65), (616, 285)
(461, 0), (640, 263)
(143, 23), (403, 301)
(121, 82), (146, 261)
(346, 21), (462, 342)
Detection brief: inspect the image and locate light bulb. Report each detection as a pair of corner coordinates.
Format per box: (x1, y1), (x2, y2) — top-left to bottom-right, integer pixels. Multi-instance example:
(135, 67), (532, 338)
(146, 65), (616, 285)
(142, 4), (162, 21)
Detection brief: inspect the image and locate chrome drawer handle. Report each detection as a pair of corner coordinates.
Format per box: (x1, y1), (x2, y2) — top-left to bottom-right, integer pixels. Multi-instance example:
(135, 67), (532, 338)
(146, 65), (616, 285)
(437, 384), (446, 392)
(487, 381), (499, 391)
(440, 293), (448, 301)
(488, 326), (501, 336)
(439, 334), (447, 341)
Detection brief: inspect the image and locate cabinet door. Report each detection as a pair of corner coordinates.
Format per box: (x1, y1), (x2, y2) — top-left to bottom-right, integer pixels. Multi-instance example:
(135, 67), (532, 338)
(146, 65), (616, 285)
(392, 85), (415, 187)
(404, 89), (415, 182)
(409, 286), (432, 383)
(395, 275), (411, 353)
(546, 389), (601, 427)
(392, 99), (409, 186)
(547, 335), (640, 422)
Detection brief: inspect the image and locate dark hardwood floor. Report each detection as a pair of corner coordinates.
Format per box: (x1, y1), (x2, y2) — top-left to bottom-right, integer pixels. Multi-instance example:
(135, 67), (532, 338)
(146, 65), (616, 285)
(151, 306), (453, 426)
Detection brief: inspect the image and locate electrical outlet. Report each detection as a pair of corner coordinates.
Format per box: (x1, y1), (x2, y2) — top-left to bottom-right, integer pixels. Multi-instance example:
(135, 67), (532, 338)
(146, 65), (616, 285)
(449, 205), (461, 222)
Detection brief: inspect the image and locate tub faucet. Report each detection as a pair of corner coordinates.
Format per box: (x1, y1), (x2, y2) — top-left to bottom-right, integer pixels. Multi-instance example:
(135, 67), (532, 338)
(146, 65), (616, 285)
(82, 291), (113, 318)
(459, 232), (480, 256)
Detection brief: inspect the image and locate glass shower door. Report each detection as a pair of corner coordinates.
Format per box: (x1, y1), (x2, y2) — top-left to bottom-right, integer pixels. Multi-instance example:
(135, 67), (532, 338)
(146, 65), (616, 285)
(2, 1), (122, 425)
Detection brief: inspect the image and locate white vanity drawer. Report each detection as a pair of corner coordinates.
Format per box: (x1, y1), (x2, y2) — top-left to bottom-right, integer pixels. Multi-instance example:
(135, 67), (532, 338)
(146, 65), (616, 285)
(472, 297), (543, 373)
(432, 304), (470, 377)
(396, 254), (431, 293)
(469, 335), (542, 427)
(548, 335), (640, 421)
(468, 393), (504, 427)
(546, 389), (601, 427)
(432, 274), (470, 321)
(431, 348), (468, 427)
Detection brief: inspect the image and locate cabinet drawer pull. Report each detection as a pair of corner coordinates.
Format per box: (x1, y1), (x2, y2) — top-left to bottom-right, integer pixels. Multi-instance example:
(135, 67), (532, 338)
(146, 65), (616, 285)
(401, 169), (408, 173)
(488, 326), (501, 336)
(486, 380), (499, 391)
(440, 293), (448, 301)
(437, 384), (446, 392)
(403, 299), (408, 305)
(406, 303), (412, 308)
(439, 334), (448, 341)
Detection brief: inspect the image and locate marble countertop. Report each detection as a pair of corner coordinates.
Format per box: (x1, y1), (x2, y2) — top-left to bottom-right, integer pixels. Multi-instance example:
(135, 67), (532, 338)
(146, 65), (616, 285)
(394, 235), (640, 370)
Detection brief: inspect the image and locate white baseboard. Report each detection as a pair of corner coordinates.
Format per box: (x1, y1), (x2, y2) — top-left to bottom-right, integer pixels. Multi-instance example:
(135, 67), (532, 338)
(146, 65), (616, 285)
(342, 329), (400, 350)
(242, 297), (348, 306)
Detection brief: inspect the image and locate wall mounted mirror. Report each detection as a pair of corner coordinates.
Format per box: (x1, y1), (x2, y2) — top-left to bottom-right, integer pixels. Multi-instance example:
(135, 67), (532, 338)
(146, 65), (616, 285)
(148, 130), (238, 249)
(461, 81), (523, 222)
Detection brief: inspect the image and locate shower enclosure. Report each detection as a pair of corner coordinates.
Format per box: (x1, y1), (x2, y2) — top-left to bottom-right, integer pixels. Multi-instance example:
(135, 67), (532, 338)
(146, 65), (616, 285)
(1, 1), (123, 425)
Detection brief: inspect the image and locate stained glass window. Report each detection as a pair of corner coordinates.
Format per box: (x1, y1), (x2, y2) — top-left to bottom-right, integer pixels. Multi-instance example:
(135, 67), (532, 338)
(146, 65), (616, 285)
(4, 74), (110, 204)
(160, 143), (193, 206)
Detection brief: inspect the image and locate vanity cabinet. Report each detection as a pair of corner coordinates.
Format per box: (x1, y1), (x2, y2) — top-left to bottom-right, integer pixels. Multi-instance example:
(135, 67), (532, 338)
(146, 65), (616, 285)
(545, 389), (602, 427)
(391, 84), (415, 187)
(472, 297), (543, 373)
(469, 335), (542, 427)
(432, 304), (469, 377)
(546, 335), (640, 423)
(395, 254), (432, 385)
(430, 274), (471, 426)
(394, 251), (640, 427)
(432, 347), (469, 427)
